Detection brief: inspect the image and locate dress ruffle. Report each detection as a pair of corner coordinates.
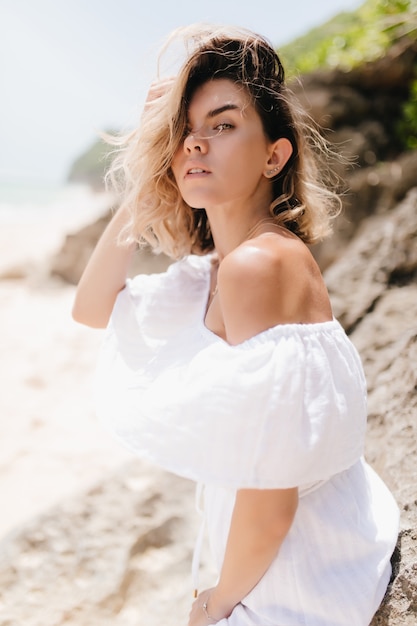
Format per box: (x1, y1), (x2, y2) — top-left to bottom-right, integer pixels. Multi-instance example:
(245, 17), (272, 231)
(95, 255), (367, 489)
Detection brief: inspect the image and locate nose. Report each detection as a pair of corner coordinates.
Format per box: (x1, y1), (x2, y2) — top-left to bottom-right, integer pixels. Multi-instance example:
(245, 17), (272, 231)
(183, 133), (206, 153)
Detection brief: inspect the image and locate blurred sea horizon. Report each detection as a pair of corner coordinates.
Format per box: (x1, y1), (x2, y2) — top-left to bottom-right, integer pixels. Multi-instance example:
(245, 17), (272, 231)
(0, 180), (110, 228)
(0, 180), (111, 272)
(0, 179), (88, 213)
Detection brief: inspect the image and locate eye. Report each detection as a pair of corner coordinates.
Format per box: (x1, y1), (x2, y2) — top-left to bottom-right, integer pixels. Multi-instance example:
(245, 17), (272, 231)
(215, 122), (233, 133)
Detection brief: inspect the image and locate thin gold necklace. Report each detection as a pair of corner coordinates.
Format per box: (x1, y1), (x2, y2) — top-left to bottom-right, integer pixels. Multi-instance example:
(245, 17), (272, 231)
(245, 217), (281, 241)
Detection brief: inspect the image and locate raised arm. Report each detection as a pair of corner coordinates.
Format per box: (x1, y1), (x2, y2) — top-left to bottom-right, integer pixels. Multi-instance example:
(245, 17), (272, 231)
(73, 78), (175, 329)
(72, 206), (136, 328)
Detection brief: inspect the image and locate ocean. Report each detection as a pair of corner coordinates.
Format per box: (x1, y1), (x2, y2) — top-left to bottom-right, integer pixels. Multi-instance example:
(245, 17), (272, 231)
(0, 181), (111, 272)
(0, 181), (109, 227)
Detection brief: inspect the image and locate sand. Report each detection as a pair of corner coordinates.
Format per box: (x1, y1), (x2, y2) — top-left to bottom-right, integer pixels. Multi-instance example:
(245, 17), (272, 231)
(0, 187), (131, 540)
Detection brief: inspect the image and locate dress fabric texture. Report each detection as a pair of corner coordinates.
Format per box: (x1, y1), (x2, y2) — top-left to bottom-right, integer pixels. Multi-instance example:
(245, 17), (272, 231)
(95, 254), (399, 626)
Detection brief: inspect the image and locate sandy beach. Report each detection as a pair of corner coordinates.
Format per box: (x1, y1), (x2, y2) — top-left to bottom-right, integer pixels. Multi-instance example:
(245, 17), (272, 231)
(0, 186), (132, 540)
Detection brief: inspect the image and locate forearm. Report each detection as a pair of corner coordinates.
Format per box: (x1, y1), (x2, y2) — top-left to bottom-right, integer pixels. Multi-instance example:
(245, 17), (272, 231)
(72, 205), (136, 328)
(208, 488), (298, 619)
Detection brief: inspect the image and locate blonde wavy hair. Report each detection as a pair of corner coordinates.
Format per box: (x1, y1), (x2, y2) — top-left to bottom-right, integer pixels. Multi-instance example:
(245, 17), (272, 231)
(107, 24), (342, 258)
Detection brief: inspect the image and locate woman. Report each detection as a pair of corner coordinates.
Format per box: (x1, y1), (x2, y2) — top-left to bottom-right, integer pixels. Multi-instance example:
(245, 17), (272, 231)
(73, 25), (399, 626)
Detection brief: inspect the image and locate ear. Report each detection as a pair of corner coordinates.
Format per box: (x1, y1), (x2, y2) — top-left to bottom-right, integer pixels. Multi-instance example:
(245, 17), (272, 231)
(264, 138), (293, 178)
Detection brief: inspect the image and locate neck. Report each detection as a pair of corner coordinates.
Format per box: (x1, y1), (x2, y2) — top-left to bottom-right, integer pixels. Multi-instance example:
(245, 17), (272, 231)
(207, 210), (273, 261)
(205, 198), (273, 261)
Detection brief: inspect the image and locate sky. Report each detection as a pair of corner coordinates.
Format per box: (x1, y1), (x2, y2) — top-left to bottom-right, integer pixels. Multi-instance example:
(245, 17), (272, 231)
(0, 0), (364, 186)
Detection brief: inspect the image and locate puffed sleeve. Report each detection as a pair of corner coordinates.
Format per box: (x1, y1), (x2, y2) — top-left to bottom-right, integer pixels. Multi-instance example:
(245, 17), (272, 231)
(95, 274), (368, 489)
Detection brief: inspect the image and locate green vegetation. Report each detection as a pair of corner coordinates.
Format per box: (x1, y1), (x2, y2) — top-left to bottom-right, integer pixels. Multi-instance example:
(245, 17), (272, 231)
(68, 134), (115, 190)
(398, 75), (417, 148)
(280, 0), (417, 149)
(280, 0), (417, 74)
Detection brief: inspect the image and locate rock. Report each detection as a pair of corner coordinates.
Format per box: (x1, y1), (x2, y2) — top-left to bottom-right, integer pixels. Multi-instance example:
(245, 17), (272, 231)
(324, 187), (417, 332)
(291, 37), (417, 272)
(344, 149), (417, 218)
(50, 211), (111, 285)
(0, 461), (209, 626)
(330, 120), (389, 167)
(50, 209), (172, 284)
(311, 149), (417, 270)
(358, 295), (417, 625)
(350, 286), (417, 624)
(294, 83), (370, 128)
(323, 189), (417, 624)
(346, 37), (417, 92)
(295, 37), (417, 109)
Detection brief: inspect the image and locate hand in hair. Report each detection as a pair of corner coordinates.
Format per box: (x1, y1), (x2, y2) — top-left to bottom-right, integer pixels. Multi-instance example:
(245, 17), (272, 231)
(144, 76), (176, 109)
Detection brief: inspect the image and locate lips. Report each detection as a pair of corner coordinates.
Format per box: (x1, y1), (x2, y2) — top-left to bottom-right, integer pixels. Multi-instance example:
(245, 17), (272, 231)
(188, 168), (207, 174)
(184, 162), (211, 177)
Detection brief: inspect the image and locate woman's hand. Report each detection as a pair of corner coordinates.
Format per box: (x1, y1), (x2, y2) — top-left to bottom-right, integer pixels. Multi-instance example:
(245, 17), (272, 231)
(143, 76), (175, 110)
(188, 588), (231, 626)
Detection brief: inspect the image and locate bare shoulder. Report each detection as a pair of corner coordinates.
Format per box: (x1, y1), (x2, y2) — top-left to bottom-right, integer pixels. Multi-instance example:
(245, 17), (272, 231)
(217, 231), (332, 345)
(220, 229), (307, 283)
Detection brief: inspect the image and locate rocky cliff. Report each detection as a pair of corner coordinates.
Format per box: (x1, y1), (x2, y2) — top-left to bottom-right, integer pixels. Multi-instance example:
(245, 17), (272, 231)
(327, 189), (417, 624)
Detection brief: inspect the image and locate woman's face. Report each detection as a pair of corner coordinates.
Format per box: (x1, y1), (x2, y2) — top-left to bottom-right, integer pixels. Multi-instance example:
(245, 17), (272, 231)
(171, 78), (274, 212)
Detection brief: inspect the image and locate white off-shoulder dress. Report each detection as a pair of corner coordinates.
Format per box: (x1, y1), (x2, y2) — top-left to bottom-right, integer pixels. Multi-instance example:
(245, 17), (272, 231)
(95, 254), (399, 626)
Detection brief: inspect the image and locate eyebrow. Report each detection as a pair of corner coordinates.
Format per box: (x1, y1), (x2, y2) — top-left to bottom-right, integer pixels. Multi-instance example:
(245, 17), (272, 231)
(206, 104), (241, 118)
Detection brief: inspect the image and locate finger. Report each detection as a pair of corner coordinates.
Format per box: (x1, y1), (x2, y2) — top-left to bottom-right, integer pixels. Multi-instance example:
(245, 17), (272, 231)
(145, 76), (176, 103)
